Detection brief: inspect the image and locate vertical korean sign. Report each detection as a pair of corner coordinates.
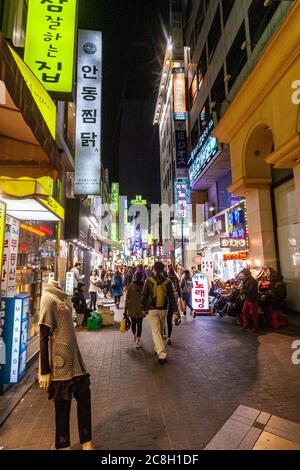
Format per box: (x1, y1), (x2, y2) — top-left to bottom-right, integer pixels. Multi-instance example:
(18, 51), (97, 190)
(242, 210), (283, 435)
(74, 30), (102, 196)
(173, 67), (186, 121)
(192, 273), (209, 312)
(174, 181), (188, 220)
(110, 183), (119, 242)
(24, 0), (77, 95)
(0, 201), (6, 285)
(1, 216), (20, 298)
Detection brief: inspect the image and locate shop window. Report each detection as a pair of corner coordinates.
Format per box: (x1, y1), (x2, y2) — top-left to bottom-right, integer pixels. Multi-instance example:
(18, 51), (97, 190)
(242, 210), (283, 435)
(248, 0), (280, 52)
(211, 66), (225, 119)
(189, 72), (198, 108)
(207, 5), (221, 62)
(195, 1), (205, 37)
(191, 120), (199, 150)
(197, 45), (207, 90)
(222, 0), (235, 27)
(226, 22), (247, 91)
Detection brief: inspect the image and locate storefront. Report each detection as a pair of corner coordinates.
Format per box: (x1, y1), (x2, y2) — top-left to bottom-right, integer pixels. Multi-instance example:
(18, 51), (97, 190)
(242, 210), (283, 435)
(199, 200), (249, 282)
(0, 177), (64, 367)
(213, 2), (300, 311)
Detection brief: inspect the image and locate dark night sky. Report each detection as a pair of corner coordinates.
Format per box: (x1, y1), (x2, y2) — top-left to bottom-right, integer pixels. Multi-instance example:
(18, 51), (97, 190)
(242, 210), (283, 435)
(78, 0), (170, 198)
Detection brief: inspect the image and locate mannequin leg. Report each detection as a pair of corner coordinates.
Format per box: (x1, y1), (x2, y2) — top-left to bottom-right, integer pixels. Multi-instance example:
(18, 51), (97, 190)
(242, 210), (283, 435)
(55, 400), (72, 450)
(74, 384), (93, 449)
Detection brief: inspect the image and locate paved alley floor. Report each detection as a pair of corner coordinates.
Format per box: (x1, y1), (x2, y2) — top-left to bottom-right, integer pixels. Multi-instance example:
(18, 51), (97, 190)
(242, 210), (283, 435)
(1, 309), (300, 450)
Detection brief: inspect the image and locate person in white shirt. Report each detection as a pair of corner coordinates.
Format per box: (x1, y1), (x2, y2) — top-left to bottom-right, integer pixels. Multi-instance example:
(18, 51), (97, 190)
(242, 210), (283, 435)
(89, 270), (100, 311)
(71, 262), (85, 290)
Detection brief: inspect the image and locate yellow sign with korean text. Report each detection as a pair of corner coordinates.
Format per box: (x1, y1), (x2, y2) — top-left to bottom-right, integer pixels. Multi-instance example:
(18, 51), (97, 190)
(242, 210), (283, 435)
(24, 0), (77, 95)
(37, 196), (65, 221)
(0, 201), (6, 281)
(8, 46), (56, 138)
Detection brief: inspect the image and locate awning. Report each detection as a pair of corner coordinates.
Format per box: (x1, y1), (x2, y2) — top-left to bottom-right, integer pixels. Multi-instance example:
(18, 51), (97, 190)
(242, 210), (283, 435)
(0, 33), (61, 172)
(97, 235), (123, 250)
(0, 176), (64, 221)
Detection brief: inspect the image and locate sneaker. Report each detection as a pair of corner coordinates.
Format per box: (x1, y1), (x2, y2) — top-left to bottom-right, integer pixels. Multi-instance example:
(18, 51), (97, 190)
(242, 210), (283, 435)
(167, 338), (171, 345)
(136, 338), (141, 349)
(175, 316), (181, 326)
(158, 358), (166, 365)
(134, 335), (137, 342)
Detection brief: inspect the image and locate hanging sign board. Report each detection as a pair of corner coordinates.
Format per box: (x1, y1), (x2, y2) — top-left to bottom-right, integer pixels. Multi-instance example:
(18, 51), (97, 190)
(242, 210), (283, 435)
(74, 29), (102, 196)
(192, 273), (209, 312)
(24, 0), (77, 96)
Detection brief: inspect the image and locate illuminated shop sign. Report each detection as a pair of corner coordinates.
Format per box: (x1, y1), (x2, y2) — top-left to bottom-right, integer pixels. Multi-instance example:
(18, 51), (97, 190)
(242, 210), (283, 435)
(174, 181), (189, 219)
(220, 238), (248, 249)
(223, 252), (249, 262)
(228, 200), (248, 241)
(173, 67), (186, 121)
(75, 29), (102, 196)
(192, 273), (209, 311)
(20, 223), (46, 237)
(131, 195), (147, 206)
(175, 130), (188, 178)
(188, 116), (220, 185)
(24, 0), (77, 95)
(111, 183), (119, 242)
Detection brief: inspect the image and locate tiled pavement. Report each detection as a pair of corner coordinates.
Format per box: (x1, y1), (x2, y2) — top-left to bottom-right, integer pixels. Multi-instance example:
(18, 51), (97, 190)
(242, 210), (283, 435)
(1, 309), (300, 450)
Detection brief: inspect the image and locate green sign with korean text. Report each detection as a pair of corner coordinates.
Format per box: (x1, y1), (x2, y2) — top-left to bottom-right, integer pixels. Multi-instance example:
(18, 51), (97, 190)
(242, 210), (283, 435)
(24, 0), (77, 95)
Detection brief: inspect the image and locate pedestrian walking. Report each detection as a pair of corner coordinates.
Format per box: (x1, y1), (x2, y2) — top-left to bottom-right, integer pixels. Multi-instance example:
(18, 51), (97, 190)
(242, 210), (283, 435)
(124, 271), (145, 349)
(241, 268), (260, 332)
(71, 262), (85, 291)
(141, 261), (178, 364)
(111, 269), (123, 309)
(89, 270), (100, 311)
(180, 270), (194, 317)
(166, 266), (182, 343)
(39, 280), (94, 450)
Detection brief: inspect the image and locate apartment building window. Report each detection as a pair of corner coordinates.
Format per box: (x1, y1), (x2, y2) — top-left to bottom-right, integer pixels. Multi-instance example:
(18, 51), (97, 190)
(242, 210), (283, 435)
(189, 72), (198, 108)
(197, 45), (207, 90)
(195, 1), (205, 37)
(211, 66), (225, 119)
(226, 22), (247, 91)
(207, 6), (221, 62)
(248, 0), (280, 52)
(191, 120), (199, 150)
(222, 0), (235, 27)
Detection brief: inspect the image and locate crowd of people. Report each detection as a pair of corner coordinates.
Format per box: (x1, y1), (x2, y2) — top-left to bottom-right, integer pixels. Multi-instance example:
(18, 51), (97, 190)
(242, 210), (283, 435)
(69, 261), (288, 361)
(209, 267), (288, 332)
(69, 261), (198, 364)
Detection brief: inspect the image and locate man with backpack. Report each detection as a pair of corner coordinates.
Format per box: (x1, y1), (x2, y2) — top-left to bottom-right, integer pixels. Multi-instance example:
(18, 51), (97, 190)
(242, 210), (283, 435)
(141, 261), (178, 364)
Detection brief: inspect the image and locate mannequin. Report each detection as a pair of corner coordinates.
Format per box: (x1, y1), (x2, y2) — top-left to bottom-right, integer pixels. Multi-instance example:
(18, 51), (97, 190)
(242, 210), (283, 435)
(39, 280), (94, 450)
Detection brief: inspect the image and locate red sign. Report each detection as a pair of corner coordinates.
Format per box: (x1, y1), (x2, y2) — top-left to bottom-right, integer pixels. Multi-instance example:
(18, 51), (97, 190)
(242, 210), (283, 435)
(223, 252), (248, 261)
(192, 273), (209, 311)
(39, 225), (53, 236)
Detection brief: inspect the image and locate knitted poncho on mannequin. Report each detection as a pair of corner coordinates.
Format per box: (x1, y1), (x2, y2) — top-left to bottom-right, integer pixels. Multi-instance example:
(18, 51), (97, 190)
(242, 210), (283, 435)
(39, 283), (86, 381)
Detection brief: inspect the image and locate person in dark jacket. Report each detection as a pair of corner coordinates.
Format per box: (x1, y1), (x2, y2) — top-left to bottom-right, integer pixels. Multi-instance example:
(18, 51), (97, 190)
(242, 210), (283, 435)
(71, 283), (91, 325)
(141, 261), (178, 364)
(124, 271), (145, 349)
(166, 267), (182, 343)
(241, 269), (260, 332)
(111, 270), (123, 308)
